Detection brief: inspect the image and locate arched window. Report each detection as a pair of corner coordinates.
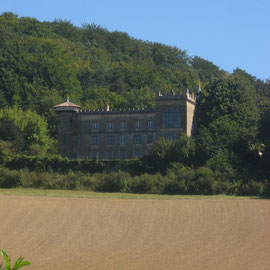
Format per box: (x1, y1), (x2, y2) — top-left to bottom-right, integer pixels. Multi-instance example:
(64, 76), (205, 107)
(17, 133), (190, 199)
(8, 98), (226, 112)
(162, 108), (180, 128)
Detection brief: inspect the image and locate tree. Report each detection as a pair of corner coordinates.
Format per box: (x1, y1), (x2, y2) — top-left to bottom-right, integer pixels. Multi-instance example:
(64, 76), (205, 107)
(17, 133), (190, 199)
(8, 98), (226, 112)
(0, 106), (53, 154)
(195, 75), (260, 176)
(190, 56), (225, 81)
(149, 134), (195, 173)
(0, 117), (23, 152)
(260, 106), (270, 177)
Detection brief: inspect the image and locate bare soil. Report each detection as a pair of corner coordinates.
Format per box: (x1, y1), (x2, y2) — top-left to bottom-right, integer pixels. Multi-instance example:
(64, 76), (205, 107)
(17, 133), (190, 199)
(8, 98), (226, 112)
(0, 195), (270, 270)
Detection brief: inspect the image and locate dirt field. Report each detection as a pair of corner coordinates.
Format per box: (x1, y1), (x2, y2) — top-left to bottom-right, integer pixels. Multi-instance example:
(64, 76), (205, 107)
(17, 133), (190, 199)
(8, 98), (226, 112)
(0, 195), (270, 270)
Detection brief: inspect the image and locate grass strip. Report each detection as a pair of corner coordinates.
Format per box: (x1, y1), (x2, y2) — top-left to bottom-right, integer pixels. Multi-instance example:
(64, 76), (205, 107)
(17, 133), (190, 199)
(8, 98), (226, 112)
(0, 188), (262, 200)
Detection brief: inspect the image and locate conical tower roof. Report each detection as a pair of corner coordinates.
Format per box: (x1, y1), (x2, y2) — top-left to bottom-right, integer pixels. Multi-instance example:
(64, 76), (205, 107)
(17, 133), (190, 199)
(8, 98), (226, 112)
(53, 98), (81, 112)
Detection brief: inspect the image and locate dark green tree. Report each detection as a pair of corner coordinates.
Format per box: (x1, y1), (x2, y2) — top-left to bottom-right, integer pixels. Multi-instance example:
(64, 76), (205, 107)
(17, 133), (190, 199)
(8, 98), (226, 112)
(0, 117), (23, 151)
(195, 75), (261, 178)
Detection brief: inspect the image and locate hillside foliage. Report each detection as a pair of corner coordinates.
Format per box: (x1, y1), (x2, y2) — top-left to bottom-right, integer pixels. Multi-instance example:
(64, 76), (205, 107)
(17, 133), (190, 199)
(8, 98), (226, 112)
(0, 12), (269, 194)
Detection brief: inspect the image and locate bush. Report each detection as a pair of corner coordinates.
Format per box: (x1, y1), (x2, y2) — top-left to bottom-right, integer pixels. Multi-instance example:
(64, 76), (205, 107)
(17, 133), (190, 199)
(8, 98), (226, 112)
(5, 155), (146, 175)
(262, 181), (270, 196)
(163, 164), (194, 194)
(130, 173), (163, 194)
(0, 167), (22, 188)
(94, 171), (131, 193)
(214, 180), (231, 194)
(238, 181), (265, 196)
(19, 169), (79, 190)
(192, 167), (216, 195)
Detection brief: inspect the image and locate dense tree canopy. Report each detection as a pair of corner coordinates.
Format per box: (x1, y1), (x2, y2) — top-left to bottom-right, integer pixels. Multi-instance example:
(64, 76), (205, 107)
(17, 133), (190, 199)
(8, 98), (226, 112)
(0, 13), (222, 112)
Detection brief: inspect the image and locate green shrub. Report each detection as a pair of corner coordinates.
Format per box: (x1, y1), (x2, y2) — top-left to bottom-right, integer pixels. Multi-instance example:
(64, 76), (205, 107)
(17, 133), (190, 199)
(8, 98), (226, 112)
(130, 173), (163, 194)
(262, 181), (270, 196)
(162, 176), (188, 194)
(191, 167), (216, 195)
(214, 180), (231, 194)
(0, 167), (22, 188)
(238, 181), (265, 196)
(94, 171), (131, 192)
(163, 164), (195, 194)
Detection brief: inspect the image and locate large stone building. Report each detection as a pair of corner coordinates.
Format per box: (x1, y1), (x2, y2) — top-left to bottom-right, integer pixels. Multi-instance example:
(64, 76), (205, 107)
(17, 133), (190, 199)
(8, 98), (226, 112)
(54, 90), (196, 159)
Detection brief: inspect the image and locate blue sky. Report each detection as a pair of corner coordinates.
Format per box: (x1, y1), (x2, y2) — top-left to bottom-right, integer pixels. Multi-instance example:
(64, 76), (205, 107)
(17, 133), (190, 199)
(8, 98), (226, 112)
(1, 0), (269, 80)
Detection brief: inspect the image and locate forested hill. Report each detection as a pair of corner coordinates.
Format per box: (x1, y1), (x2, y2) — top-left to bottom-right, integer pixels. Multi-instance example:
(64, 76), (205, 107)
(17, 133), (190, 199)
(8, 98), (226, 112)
(0, 12), (229, 112)
(1, 12), (269, 113)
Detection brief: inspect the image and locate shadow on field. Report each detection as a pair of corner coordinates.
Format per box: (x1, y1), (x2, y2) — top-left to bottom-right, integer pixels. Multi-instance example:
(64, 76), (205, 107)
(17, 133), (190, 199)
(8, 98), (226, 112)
(254, 196), (270, 200)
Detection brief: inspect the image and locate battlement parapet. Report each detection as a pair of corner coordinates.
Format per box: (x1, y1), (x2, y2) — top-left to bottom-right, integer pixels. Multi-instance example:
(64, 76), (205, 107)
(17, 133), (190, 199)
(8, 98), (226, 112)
(78, 108), (155, 115)
(156, 89), (196, 104)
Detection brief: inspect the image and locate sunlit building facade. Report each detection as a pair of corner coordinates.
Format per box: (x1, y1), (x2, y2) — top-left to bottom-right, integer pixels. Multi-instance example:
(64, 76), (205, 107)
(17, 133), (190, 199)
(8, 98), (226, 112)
(54, 90), (196, 159)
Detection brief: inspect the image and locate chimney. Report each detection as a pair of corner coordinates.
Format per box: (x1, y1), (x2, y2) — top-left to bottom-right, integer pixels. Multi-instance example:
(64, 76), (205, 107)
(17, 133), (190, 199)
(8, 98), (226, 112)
(156, 91), (162, 97)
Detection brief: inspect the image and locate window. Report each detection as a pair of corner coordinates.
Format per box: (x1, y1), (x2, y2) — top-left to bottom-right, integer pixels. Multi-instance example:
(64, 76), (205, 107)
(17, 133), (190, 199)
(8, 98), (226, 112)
(167, 133), (178, 141)
(135, 150), (142, 158)
(119, 135), (126, 145)
(91, 136), (98, 145)
(105, 151), (114, 159)
(147, 121), (154, 129)
(89, 151), (98, 159)
(162, 108), (180, 128)
(119, 150), (127, 159)
(135, 121), (142, 129)
(133, 135), (143, 144)
(107, 122), (113, 129)
(106, 136), (115, 145)
(147, 134), (153, 144)
(120, 121), (127, 129)
(92, 122), (99, 129)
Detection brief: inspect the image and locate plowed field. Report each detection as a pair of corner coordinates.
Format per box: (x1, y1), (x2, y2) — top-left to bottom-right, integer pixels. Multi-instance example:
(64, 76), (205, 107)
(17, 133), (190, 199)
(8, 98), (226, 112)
(0, 195), (270, 270)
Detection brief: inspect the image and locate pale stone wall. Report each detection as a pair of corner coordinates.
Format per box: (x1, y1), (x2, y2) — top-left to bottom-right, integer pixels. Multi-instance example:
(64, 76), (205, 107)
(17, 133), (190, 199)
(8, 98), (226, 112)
(186, 100), (196, 136)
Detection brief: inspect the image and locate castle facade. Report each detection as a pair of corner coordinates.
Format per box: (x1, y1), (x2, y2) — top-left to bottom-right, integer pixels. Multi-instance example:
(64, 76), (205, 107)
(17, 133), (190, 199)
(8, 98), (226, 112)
(54, 90), (196, 159)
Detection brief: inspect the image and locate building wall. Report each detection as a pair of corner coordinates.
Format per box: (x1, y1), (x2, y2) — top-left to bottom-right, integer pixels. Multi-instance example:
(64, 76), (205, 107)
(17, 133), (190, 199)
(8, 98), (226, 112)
(77, 111), (155, 159)
(56, 93), (196, 159)
(57, 111), (79, 159)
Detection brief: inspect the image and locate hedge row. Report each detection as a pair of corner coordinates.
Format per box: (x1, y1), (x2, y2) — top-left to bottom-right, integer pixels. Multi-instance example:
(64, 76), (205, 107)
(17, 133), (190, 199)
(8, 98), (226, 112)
(1, 166), (269, 196)
(4, 155), (154, 175)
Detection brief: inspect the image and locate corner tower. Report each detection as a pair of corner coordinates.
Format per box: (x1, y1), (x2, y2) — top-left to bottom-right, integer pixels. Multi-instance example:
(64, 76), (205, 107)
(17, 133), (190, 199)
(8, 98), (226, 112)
(53, 99), (81, 158)
(155, 90), (196, 138)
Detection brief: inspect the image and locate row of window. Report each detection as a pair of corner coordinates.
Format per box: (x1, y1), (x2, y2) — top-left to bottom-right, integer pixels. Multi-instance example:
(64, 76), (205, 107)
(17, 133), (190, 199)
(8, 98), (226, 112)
(91, 108), (181, 130)
(91, 121), (154, 130)
(89, 150), (142, 159)
(91, 134), (153, 145)
(90, 108), (181, 131)
(90, 133), (179, 145)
